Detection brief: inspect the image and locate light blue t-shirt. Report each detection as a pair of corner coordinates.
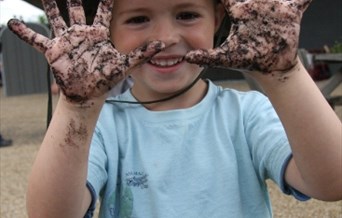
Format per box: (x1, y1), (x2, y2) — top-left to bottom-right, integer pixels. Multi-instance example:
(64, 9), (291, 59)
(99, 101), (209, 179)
(85, 81), (308, 218)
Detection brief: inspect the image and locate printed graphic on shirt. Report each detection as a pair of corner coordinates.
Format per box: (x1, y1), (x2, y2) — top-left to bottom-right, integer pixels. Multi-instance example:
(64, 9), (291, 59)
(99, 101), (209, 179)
(108, 187), (134, 218)
(125, 171), (149, 189)
(119, 187), (134, 218)
(108, 191), (117, 217)
(107, 171), (148, 217)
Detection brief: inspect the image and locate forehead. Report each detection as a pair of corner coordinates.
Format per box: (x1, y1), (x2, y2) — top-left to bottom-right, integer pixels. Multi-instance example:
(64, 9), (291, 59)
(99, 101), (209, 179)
(112, 0), (216, 12)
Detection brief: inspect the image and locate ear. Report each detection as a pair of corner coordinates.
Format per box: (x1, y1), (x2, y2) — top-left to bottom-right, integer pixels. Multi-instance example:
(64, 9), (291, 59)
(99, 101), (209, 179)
(214, 3), (226, 33)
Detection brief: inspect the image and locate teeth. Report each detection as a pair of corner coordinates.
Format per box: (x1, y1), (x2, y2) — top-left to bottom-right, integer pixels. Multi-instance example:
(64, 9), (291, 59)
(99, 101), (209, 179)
(150, 58), (183, 67)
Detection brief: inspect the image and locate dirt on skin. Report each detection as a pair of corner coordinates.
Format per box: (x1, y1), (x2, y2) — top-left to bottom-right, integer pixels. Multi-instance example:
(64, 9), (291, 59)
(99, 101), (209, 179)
(0, 81), (341, 218)
(185, 0), (312, 74)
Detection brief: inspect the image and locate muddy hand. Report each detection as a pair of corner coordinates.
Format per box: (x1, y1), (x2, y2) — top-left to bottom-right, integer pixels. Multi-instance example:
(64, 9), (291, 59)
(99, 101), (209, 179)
(7, 0), (164, 104)
(185, 0), (311, 73)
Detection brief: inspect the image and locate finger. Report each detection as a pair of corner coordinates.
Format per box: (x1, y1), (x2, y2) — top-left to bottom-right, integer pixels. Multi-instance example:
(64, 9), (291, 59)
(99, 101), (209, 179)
(104, 41), (165, 83)
(67, 0), (86, 25)
(184, 47), (228, 67)
(126, 41), (166, 68)
(7, 19), (50, 54)
(296, 0), (312, 12)
(220, 0), (233, 9)
(93, 0), (114, 27)
(41, 0), (68, 36)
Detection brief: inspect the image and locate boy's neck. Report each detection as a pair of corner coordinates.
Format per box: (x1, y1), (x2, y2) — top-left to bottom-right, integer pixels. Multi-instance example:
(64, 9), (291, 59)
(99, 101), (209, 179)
(135, 79), (208, 111)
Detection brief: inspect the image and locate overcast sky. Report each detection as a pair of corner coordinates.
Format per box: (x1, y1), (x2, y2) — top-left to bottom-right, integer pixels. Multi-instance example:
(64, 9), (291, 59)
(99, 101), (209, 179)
(0, 0), (45, 25)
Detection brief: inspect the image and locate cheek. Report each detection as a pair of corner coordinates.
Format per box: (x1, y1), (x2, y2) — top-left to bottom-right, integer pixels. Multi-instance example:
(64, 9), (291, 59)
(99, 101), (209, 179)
(188, 32), (214, 50)
(110, 28), (143, 54)
(116, 38), (141, 54)
(185, 24), (216, 49)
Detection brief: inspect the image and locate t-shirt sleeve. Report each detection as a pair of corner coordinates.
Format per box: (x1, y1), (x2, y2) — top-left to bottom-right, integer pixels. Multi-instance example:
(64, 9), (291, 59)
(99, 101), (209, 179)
(243, 92), (310, 201)
(85, 126), (109, 216)
(280, 154), (310, 201)
(84, 181), (97, 218)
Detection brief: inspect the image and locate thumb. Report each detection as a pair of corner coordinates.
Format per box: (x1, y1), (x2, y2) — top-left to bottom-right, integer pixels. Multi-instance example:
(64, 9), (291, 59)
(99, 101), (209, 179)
(185, 45), (229, 67)
(126, 41), (165, 68)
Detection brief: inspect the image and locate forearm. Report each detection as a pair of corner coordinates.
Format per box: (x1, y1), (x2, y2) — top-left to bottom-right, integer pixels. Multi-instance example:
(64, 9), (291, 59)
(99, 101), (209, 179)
(253, 60), (342, 200)
(27, 95), (105, 218)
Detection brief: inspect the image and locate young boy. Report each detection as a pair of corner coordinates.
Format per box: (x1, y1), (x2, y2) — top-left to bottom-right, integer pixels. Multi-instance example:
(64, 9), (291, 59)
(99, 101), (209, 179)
(8, 0), (341, 217)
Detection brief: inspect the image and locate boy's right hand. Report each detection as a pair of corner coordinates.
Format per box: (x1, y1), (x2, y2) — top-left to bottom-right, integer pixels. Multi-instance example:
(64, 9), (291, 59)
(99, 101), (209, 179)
(7, 0), (164, 105)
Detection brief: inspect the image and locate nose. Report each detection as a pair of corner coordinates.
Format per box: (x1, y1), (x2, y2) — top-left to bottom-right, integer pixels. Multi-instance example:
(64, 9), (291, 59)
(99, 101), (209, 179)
(149, 18), (180, 47)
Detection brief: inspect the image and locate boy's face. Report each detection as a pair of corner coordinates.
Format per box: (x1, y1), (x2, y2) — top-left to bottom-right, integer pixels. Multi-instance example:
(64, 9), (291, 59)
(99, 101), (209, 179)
(110, 0), (223, 100)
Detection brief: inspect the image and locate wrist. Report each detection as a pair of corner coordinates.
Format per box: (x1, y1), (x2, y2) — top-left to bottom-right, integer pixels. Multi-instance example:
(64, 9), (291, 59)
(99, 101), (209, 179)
(57, 93), (107, 116)
(249, 58), (304, 92)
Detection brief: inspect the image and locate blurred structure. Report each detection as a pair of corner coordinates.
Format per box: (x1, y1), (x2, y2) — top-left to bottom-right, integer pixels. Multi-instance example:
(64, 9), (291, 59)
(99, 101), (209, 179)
(0, 23), (50, 96)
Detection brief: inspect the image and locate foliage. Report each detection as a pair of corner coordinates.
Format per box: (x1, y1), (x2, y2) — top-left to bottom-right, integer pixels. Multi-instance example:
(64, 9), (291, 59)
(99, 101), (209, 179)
(38, 14), (48, 26)
(330, 41), (342, 53)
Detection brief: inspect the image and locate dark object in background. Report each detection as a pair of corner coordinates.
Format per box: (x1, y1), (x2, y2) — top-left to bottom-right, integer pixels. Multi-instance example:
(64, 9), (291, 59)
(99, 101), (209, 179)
(0, 134), (12, 148)
(308, 63), (331, 81)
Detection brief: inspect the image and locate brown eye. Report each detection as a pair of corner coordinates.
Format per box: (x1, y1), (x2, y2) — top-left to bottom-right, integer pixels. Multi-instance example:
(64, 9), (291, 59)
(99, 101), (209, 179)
(126, 16), (149, 24)
(176, 12), (200, 21)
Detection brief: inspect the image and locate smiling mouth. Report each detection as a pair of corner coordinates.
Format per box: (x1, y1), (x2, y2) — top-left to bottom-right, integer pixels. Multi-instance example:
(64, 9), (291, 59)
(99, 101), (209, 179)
(149, 57), (184, 67)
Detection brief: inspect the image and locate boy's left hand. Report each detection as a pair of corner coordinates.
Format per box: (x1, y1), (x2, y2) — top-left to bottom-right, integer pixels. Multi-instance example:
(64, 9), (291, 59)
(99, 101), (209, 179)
(185, 0), (312, 74)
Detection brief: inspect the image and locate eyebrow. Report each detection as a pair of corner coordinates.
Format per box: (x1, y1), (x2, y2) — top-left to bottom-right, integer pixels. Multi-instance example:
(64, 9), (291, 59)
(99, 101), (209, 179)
(174, 3), (209, 11)
(117, 7), (150, 16)
(117, 2), (208, 16)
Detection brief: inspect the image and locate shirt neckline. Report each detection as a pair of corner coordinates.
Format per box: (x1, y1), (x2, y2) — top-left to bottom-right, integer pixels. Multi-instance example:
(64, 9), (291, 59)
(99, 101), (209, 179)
(110, 80), (219, 123)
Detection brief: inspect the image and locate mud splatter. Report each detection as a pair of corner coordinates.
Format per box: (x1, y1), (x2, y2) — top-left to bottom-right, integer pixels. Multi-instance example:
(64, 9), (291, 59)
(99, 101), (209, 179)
(61, 119), (88, 149)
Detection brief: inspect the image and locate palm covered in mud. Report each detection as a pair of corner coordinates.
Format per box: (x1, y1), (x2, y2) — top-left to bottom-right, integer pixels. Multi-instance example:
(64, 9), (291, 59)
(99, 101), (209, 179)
(8, 0), (163, 104)
(186, 0), (312, 73)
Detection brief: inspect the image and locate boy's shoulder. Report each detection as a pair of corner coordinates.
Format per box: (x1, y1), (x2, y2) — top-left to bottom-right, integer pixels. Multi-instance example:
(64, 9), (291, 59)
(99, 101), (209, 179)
(211, 81), (267, 104)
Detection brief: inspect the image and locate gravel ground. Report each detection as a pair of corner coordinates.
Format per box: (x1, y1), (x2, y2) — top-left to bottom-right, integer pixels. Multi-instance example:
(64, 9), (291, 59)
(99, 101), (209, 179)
(0, 81), (341, 218)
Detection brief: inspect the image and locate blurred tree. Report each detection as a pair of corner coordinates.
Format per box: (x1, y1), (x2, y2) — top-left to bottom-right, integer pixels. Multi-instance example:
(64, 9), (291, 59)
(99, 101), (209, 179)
(38, 14), (48, 26)
(330, 41), (342, 53)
